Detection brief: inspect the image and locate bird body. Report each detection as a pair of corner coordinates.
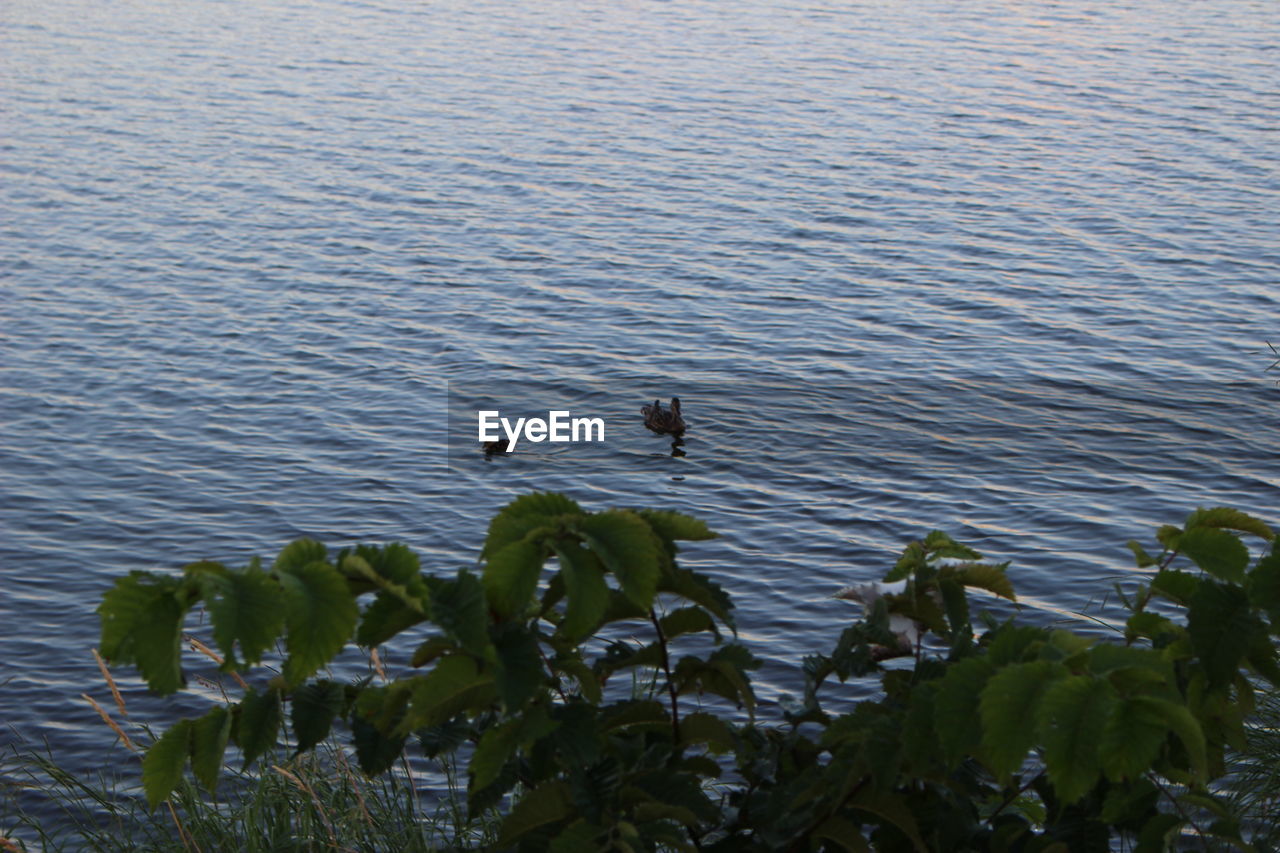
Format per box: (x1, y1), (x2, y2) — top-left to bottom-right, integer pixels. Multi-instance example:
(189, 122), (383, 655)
(641, 397), (686, 436)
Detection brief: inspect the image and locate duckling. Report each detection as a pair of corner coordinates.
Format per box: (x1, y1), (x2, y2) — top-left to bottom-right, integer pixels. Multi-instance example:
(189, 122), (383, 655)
(483, 438), (510, 456)
(641, 397), (686, 436)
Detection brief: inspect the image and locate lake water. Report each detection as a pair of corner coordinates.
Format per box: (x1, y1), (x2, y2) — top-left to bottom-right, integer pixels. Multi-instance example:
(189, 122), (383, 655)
(2, 0), (1278, 826)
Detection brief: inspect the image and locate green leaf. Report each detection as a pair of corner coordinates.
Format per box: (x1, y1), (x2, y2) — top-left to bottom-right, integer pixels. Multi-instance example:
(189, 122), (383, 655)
(483, 537), (546, 619)
(1132, 696), (1207, 783)
(352, 542), (425, 587)
(277, 561), (358, 685)
(431, 571), (490, 656)
(410, 635), (457, 668)
(1188, 580), (1264, 688)
(935, 657), (995, 766)
(660, 606), (718, 641)
(1247, 546), (1280, 613)
(201, 566), (285, 668)
(679, 712), (734, 753)
(848, 788), (929, 853)
(235, 688), (282, 770)
(1038, 676), (1117, 804)
(342, 553), (427, 615)
(1136, 813), (1183, 853)
(403, 656), (497, 732)
(357, 590), (428, 648)
(98, 572), (187, 694)
(950, 563), (1016, 601)
(190, 706), (231, 791)
(813, 815), (870, 853)
(352, 714), (407, 776)
(980, 661), (1066, 777)
(1127, 541), (1156, 568)
(1178, 527), (1250, 583)
(493, 625), (545, 710)
(483, 493), (582, 557)
(658, 568), (734, 629)
(634, 509), (717, 542)
(496, 780), (573, 847)
(1099, 696), (1169, 782)
(553, 541), (609, 641)
(274, 539), (328, 573)
(142, 719), (193, 809)
(470, 719), (520, 794)
(576, 511), (661, 610)
(1185, 507), (1273, 541)
(291, 680), (345, 752)
(1150, 569), (1199, 605)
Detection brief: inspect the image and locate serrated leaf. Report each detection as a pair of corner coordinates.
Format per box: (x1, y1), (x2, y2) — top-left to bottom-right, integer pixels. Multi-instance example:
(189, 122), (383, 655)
(1038, 676), (1117, 804)
(342, 553), (427, 615)
(275, 539), (328, 573)
(951, 563), (1016, 601)
(679, 712), (734, 753)
(1185, 507), (1273, 541)
(277, 561), (358, 685)
(483, 537), (546, 619)
(431, 571), (490, 656)
(1131, 696), (1206, 783)
(201, 567), (285, 669)
(352, 714), (407, 776)
(291, 680), (345, 752)
(190, 706), (231, 791)
(1150, 569), (1199, 605)
(236, 688), (282, 770)
(848, 788), (928, 853)
(634, 509), (717, 542)
(496, 780), (573, 847)
(553, 541), (609, 641)
(352, 542), (425, 587)
(576, 511), (662, 609)
(1156, 525), (1182, 550)
(97, 572), (187, 694)
(143, 719), (193, 809)
(1099, 697), (1168, 781)
(1127, 541), (1156, 568)
(1178, 527), (1249, 583)
(483, 493), (582, 557)
(658, 568), (734, 629)
(980, 661), (1066, 777)
(660, 606), (718, 641)
(1247, 546), (1280, 614)
(410, 635), (456, 668)
(935, 657), (995, 766)
(494, 625), (544, 710)
(402, 656), (497, 732)
(813, 815), (869, 853)
(357, 590), (428, 648)
(1188, 580), (1264, 687)
(470, 719), (520, 794)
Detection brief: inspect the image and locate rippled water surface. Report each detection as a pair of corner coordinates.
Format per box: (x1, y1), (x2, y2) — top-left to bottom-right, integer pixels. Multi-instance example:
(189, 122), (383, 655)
(2, 0), (1278, 818)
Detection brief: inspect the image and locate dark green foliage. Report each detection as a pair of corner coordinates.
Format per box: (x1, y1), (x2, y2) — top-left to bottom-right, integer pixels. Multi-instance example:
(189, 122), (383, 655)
(96, 497), (1280, 849)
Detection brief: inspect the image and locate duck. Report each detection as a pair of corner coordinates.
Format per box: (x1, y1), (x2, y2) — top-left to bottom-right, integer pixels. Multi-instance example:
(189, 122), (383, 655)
(483, 438), (510, 456)
(641, 397), (686, 436)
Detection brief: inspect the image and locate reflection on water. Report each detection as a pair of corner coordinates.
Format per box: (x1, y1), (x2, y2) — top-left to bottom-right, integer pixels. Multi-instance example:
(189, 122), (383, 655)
(1, 0), (1277, 819)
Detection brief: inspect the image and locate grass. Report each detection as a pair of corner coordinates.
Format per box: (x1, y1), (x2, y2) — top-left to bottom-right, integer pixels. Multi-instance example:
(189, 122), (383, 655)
(1, 644), (499, 853)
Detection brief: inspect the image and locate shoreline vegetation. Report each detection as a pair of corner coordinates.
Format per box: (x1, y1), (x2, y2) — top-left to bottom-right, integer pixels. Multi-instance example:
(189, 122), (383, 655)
(4, 496), (1280, 851)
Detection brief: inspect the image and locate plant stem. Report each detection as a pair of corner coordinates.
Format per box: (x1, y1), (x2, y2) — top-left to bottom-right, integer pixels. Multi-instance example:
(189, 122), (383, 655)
(649, 608), (681, 744)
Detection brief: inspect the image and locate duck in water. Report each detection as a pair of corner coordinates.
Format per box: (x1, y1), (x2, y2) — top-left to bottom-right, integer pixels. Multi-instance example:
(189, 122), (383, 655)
(641, 397), (686, 437)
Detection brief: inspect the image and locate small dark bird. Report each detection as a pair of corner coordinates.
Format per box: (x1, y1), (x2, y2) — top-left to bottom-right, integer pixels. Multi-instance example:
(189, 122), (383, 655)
(483, 438), (509, 456)
(641, 397), (686, 436)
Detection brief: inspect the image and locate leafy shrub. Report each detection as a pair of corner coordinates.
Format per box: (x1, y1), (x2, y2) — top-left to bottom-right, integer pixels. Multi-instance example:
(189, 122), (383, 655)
(90, 494), (1278, 851)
